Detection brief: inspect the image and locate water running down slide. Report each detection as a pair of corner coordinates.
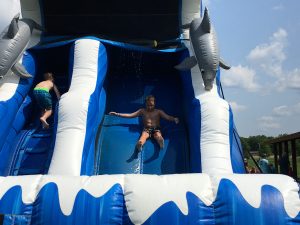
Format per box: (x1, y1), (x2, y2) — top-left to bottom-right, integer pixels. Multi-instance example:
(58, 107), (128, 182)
(95, 62), (189, 174)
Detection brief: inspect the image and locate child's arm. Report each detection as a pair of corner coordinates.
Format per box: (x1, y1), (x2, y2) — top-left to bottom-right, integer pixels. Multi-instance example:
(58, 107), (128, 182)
(159, 110), (179, 124)
(109, 109), (143, 118)
(53, 84), (61, 99)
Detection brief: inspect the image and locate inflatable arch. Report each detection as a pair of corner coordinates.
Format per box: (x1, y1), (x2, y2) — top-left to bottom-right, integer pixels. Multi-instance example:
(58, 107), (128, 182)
(0, 0), (299, 224)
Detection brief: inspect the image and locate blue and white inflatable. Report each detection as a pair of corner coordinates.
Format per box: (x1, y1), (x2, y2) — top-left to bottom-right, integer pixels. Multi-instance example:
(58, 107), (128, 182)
(0, 0), (299, 224)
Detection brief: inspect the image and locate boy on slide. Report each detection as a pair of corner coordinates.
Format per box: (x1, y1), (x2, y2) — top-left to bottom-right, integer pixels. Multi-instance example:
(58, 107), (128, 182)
(33, 72), (61, 129)
(109, 95), (179, 151)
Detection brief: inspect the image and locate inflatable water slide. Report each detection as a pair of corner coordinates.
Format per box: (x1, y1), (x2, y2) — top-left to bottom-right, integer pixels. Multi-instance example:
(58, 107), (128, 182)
(0, 0), (299, 224)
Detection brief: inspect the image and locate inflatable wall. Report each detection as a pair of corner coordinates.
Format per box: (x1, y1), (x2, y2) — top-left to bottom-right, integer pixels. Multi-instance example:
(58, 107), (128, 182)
(0, 0), (299, 224)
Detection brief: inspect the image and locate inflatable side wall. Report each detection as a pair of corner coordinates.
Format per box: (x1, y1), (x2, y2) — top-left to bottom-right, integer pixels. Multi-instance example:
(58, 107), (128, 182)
(48, 38), (107, 176)
(0, 174), (299, 224)
(0, 0), (299, 224)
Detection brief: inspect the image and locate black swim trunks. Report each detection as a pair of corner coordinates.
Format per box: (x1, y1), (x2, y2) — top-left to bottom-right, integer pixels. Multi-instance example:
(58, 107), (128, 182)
(143, 127), (161, 138)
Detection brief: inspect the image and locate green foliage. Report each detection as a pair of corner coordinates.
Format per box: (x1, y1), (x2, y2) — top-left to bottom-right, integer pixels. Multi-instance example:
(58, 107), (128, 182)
(274, 134), (300, 155)
(240, 133), (300, 163)
(240, 135), (273, 156)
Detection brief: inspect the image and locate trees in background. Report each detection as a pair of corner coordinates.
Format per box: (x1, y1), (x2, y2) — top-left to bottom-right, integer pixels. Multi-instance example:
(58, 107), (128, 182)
(241, 135), (274, 157)
(241, 134), (300, 157)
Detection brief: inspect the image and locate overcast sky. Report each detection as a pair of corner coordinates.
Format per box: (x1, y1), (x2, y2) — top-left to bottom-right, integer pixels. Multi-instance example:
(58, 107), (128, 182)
(203, 0), (300, 137)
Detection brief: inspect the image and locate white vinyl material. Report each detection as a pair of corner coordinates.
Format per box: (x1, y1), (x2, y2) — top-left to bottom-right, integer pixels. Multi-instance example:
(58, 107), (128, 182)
(181, 0), (201, 40)
(48, 39), (100, 176)
(0, 174), (299, 224)
(124, 174), (213, 224)
(0, 71), (20, 101)
(0, 0), (22, 99)
(0, 0), (21, 33)
(20, 0), (42, 47)
(183, 39), (233, 174)
(0, 0), (42, 47)
(198, 86), (232, 174)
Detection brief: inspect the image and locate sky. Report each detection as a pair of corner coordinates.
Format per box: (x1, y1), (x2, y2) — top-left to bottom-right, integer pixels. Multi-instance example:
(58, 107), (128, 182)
(0, 0), (299, 138)
(202, 0), (300, 137)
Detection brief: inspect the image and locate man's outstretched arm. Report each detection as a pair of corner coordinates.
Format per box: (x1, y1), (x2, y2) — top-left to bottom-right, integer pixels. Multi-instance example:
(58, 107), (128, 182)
(109, 109), (143, 118)
(159, 110), (179, 124)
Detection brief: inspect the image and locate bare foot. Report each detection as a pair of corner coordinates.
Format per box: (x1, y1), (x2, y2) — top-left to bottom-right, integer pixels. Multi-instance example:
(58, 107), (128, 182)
(40, 117), (49, 129)
(158, 138), (164, 149)
(136, 141), (143, 152)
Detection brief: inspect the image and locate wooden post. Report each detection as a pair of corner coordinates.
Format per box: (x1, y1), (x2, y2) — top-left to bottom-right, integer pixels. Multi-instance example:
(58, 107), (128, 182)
(284, 141), (289, 157)
(279, 142), (283, 173)
(273, 143), (278, 173)
(291, 139), (297, 180)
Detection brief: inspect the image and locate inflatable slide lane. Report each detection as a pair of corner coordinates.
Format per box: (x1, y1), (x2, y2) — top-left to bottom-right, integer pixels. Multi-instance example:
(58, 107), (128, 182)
(0, 0), (300, 225)
(0, 38), (107, 177)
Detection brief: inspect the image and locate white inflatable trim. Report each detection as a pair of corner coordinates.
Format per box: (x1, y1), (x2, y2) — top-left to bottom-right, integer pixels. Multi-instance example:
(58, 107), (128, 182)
(48, 39), (100, 176)
(0, 0), (21, 33)
(20, 0), (42, 48)
(183, 40), (233, 174)
(199, 89), (232, 174)
(181, 0), (201, 40)
(0, 71), (20, 101)
(124, 174), (213, 224)
(0, 174), (299, 225)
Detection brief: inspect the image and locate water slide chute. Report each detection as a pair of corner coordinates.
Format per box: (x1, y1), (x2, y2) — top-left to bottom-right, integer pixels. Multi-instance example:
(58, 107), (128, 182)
(0, 0), (299, 224)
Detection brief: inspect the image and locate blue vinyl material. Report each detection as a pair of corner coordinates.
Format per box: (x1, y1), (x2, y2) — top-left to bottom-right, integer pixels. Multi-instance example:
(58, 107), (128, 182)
(178, 49), (202, 173)
(30, 183), (126, 225)
(0, 1), (298, 224)
(9, 128), (54, 175)
(0, 186), (32, 215)
(0, 96), (33, 175)
(216, 68), (245, 173)
(0, 53), (36, 176)
(214, 179), (300, 224)
(80, 41), (108, 175)
(0, 52), (35, 152)
(0, 40), (75, 176)
(1, 176), (299, 225)
(95, 46), (189, 175)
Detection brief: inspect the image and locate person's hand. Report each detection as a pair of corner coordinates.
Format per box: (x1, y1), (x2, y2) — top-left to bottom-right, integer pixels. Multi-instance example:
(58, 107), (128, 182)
(109, 112), (118, 116)
(174, 117), (179, 124)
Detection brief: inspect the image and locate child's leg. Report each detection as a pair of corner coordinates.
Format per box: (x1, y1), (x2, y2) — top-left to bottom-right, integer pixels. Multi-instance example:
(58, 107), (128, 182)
(136, 131), (149, 151)
(40, 109), (52, 129)
(153, 131), (164, 149)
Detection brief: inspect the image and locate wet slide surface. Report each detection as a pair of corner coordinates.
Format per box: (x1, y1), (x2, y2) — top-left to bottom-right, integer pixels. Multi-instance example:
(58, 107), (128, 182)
(95, 67), (189, 175)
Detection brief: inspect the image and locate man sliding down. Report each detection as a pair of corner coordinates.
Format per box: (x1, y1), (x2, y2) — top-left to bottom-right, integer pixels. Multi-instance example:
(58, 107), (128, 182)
(109, 95), (179, 152)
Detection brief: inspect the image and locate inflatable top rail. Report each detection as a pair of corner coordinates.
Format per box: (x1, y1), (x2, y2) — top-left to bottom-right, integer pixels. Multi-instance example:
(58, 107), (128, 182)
(0, 0), (200, 43)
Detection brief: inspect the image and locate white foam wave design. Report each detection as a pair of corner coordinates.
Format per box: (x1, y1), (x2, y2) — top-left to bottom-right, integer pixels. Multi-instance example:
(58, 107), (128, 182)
(211, 174), (300, 218)
(0, 174), (299, 224)
(124, 174), (213, 225)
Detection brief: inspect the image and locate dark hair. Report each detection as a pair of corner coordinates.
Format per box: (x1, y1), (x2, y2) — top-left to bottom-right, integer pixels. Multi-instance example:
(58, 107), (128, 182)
(145, 95), (155, 102)
(43, 72), (54, 81)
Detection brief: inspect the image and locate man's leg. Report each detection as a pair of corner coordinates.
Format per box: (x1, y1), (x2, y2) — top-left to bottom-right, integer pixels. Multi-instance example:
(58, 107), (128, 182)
(136, 131), (149, 151)
(153, 131), (164, 149)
